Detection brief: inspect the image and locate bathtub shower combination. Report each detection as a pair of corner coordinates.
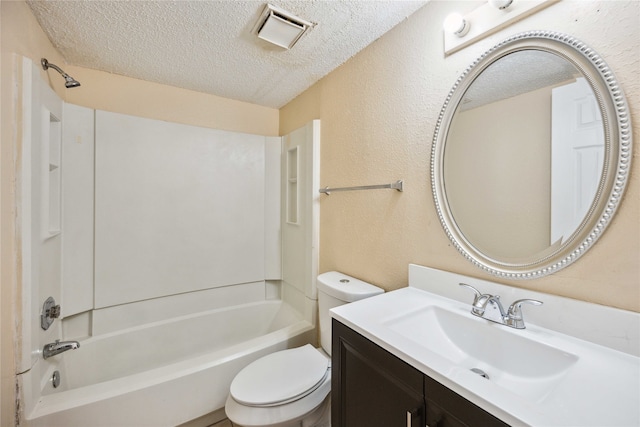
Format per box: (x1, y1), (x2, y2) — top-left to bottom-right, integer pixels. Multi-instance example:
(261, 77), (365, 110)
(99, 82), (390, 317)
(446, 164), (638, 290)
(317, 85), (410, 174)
(19, 61), (320, 426)
(27, 300), (314, 426)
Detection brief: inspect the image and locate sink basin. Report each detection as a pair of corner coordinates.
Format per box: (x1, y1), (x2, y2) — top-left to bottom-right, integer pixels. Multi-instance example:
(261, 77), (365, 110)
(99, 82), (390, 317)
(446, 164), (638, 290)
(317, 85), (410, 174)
(382, 306), (578, 402)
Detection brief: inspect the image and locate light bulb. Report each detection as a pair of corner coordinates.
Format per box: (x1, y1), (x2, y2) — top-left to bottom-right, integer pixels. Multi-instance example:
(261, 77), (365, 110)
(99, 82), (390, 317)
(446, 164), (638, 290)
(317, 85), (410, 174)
(488, 0), (514, 10)
(443, 13), (470, 37)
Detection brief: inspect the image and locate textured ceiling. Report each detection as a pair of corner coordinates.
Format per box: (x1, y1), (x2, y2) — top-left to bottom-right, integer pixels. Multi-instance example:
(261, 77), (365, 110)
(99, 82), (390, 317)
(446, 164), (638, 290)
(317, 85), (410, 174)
(27, 0), (427, 108)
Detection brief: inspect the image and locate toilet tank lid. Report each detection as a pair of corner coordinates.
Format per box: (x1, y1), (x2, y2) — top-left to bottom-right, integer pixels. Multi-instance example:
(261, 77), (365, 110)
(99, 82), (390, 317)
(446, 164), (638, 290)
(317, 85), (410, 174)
(317, 271), (384, 302)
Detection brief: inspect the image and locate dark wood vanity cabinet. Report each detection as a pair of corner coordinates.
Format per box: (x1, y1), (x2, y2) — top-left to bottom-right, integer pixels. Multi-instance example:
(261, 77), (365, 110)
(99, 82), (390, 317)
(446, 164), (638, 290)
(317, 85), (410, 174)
(332, 319), (424, 427)
(423, 375), (509, 427)
(332, 319), (510, 427)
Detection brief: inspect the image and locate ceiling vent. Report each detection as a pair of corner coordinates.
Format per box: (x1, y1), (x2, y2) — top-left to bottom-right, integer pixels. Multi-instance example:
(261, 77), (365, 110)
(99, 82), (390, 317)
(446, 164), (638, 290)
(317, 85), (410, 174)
(252, 4), (315, 50)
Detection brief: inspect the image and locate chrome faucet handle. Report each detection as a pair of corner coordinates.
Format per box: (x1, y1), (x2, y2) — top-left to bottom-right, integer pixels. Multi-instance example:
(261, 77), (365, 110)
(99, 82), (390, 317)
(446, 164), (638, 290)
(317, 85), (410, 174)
(507, 299), (543, 329)
(459, 283), (488, 316)
(459, 283), (482, 299)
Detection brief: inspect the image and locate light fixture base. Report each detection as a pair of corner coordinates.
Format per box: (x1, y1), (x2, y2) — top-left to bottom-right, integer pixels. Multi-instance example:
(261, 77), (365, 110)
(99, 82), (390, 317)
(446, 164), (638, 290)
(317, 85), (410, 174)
(444, 0), (558, 55)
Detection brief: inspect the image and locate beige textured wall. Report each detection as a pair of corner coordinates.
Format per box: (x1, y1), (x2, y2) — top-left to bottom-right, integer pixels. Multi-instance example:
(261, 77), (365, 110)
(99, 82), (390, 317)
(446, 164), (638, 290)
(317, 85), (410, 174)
(447, 85), (552, 260)
(64, 66), (279, 136)
(280, 0), (640, 312)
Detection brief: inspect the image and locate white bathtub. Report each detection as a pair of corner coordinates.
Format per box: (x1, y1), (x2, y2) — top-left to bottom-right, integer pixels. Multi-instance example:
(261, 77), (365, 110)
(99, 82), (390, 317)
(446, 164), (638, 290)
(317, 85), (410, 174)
(24, 300), (315, 427)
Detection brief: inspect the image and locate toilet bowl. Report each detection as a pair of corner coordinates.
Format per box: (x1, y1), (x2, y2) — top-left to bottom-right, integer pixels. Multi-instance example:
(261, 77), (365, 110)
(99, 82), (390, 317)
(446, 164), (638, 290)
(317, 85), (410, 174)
(225, 272), (384, 427)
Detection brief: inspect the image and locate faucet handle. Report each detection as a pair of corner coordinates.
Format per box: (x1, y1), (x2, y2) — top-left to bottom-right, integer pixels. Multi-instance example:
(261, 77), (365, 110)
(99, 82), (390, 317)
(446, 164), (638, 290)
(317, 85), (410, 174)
(459, 283), (487, 316)
(507, 299), (543, 329)
(459, 283), (482, 299)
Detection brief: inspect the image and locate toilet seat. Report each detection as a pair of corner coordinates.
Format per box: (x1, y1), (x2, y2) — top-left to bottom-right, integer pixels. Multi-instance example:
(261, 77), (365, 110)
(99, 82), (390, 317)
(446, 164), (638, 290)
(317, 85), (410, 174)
(225, 379), (331, 427)
(230, 344), (329, 407)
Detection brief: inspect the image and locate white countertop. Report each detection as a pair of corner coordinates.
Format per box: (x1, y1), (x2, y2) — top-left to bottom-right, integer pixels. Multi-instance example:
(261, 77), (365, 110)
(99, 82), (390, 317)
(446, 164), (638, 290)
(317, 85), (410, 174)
(330, 265), (640, 427)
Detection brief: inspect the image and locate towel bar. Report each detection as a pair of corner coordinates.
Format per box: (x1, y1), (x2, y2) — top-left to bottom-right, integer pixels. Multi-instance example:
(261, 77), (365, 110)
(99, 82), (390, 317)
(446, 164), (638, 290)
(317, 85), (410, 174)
(319, 180), (403, 195)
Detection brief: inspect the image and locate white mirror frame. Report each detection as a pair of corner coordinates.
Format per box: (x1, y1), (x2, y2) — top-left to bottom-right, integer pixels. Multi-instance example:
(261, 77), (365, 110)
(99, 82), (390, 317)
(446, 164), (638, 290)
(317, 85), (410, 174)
(431, 31), (632, 279)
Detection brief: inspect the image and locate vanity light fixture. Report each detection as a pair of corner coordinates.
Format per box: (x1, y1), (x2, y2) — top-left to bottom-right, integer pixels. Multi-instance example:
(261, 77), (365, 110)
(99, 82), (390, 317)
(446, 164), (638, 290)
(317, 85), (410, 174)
(443, 13), (470, 37)
(252, 4), (316, 50)
(443, 0), (558, 55)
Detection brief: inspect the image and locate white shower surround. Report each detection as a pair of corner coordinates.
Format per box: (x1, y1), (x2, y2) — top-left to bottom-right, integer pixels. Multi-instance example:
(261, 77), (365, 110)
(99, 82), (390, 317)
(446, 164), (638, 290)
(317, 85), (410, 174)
(93, 109), (279, 309)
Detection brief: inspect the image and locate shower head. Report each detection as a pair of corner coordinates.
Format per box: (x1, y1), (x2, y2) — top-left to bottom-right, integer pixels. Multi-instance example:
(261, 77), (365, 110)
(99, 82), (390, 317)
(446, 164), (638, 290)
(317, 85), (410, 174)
(63, 75), (81, 89)
(41, 58), (81, 88)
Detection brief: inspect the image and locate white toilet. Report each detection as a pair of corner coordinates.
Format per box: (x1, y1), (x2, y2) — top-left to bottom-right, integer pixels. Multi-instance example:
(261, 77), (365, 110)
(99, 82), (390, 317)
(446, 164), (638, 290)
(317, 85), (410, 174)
(225, 271), (384, 427)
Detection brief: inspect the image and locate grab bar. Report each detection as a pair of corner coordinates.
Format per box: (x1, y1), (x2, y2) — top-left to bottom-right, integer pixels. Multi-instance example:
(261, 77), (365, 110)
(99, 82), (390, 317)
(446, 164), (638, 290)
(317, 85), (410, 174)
(319, 180), (403, 195)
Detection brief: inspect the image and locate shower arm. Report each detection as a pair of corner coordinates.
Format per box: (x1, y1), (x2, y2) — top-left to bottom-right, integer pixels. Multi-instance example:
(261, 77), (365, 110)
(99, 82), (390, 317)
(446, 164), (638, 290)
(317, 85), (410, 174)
(41, 58), (81, 88)
(42, 58), (68, 77)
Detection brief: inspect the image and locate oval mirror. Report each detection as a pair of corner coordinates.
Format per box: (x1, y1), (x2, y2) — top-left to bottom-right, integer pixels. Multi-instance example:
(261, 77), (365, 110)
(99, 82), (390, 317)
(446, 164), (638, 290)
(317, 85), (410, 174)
(431, 31), (632, 279)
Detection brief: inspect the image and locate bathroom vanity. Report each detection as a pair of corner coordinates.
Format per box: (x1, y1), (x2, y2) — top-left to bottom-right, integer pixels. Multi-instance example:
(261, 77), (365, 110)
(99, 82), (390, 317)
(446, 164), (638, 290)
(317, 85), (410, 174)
(330, 265), (640, 427)
(332, 319), (507, 427)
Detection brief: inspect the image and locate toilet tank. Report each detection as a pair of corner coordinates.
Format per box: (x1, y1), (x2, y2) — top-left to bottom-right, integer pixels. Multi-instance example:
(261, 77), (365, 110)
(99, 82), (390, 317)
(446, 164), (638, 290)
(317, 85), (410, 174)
(317, 271), (384, 355)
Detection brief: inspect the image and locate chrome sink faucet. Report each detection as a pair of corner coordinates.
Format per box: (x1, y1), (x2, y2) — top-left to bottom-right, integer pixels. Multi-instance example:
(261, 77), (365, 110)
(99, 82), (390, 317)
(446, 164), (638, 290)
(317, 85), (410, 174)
(459, 283), (542, 329)
(43, 339), (80, 359)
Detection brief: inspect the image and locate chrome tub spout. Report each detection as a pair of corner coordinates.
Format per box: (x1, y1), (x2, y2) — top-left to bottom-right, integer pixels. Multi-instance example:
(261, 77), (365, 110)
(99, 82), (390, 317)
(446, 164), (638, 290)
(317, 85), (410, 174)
(43, 340), (80, 359)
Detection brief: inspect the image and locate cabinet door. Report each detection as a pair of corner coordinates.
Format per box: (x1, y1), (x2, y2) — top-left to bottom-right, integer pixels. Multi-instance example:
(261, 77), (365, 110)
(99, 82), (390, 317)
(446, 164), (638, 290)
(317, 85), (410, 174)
(425, 375), (510, 427)
(332, 320), (425, 427)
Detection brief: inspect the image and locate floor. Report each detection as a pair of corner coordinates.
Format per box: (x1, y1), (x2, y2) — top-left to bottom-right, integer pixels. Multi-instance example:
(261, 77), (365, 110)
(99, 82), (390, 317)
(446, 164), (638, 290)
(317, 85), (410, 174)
(177, 408), (232, 427)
